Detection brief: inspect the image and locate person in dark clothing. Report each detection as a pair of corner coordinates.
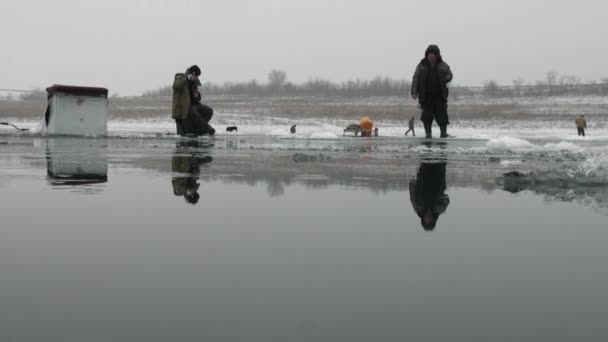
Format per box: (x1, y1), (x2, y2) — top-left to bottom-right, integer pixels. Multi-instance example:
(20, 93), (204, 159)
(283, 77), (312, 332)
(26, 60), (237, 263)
(405, 115), (416, 136)
(171, 140), (214, 205)
(575, 115), (587, 137)
(185, 65), (216, 136)
(411, 45), (453, 138)
(409, 160), (450, 231)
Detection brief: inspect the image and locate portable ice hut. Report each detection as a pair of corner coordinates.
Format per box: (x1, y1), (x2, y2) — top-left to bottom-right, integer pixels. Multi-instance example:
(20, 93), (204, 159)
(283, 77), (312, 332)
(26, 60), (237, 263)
(42, 85), (109, 136)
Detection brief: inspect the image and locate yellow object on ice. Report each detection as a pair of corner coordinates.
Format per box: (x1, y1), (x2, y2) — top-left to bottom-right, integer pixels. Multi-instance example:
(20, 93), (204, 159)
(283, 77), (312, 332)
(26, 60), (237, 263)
(360, 116), (374, 130)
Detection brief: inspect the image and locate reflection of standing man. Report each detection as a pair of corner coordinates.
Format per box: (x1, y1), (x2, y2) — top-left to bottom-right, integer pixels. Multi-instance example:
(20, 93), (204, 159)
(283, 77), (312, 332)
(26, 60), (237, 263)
(172, 141), (213, 205)
(409, 161), (450, 231)
(411, 45), (453, 139)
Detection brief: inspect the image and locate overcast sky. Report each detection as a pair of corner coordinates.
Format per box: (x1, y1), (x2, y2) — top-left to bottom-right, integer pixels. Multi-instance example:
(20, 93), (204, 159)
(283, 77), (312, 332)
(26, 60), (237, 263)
(1, 0), (607, 95)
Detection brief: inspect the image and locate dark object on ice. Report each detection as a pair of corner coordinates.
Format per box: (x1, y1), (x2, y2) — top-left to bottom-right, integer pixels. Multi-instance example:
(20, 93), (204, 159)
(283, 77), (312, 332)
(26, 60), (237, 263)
(172, 140), (214, 205)
(410, 160), (450, 231)
(499, 171), (531, 193)
(226, 126), (238, 132)
(0, 122), (29, 132)
(575, 115), (587, 137)
(343, 124), (378, 137)
(290, 125), (297, 134)
(488, 157), (501, 163)
(412, 44), (453, 139)
(292, 153), (330, 163)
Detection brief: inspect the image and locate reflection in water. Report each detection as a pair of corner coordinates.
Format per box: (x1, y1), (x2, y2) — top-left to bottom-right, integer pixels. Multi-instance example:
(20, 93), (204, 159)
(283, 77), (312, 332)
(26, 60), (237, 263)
(409, 159), (450, 231)
(171, 140), (214, 205)
(46, 138), (108, 190)
(499, 171), (608, 215)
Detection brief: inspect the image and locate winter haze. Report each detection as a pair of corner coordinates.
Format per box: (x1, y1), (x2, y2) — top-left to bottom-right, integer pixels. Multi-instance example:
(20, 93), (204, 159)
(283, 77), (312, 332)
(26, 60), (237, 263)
(1, 0), (607, 95)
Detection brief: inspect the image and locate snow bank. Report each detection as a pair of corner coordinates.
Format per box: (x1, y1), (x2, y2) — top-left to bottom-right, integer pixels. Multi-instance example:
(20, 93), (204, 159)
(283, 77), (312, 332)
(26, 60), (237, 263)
(309, 132), (339, 140)
(485, 136), (581, 153)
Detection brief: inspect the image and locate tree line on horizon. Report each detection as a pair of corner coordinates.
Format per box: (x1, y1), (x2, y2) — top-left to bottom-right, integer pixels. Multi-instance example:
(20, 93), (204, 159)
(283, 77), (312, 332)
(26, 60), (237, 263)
(141, 70), (608, 99)
(5, 70), (608, 100)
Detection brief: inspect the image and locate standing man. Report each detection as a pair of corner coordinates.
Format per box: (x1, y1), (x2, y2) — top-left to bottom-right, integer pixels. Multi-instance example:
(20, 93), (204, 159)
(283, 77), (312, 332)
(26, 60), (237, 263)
(405, 115), (416, 136)
(172, 72), (190, 136)
(411, 45), (453, 138)
(575, 115), (587, 137)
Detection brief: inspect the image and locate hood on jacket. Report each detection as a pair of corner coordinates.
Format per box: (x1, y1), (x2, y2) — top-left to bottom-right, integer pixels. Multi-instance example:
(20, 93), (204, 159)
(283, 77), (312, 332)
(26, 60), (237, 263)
(422, 44), (443, 63)
(187, 65), (202, 77)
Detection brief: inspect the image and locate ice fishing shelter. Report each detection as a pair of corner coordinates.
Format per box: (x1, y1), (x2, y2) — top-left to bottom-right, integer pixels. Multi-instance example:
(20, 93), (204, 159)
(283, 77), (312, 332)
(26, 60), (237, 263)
(42, 85), (109, 136)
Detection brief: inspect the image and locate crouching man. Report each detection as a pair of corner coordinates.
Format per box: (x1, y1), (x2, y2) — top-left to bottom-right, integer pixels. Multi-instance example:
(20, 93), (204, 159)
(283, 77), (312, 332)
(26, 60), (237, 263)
(172, 65), (216, 136)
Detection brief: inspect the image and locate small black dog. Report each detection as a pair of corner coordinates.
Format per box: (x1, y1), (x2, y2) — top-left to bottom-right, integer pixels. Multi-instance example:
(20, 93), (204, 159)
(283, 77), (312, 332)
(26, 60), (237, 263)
(290, 125), (297, 134)
(226, 126), (238, 132)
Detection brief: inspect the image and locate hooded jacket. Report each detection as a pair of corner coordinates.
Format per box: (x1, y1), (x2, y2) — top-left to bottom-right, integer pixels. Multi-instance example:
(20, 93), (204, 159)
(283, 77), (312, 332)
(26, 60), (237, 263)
(172, 73), (190, 120)
(411, 45), (453, 103)
(575, 116), (587, 129)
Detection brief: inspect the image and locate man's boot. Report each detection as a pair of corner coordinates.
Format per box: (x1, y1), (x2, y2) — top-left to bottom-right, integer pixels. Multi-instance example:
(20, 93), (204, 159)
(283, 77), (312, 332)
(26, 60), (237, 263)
(440, 125), (449, 138)
(424, 123), (432, 139)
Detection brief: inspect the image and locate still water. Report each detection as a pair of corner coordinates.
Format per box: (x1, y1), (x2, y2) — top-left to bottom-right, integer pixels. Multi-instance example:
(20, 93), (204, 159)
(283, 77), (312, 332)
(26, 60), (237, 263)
(0, 137), (607, 341)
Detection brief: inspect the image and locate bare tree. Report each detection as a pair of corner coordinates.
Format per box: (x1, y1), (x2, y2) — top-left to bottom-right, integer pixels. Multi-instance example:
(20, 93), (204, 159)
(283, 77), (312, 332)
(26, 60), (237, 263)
(268, 70), (287, 94)
(559, 75), (581, 95)
(546, 71), (559, 95)
(483, 80), (500, 98)
(512, 78), (525, 97)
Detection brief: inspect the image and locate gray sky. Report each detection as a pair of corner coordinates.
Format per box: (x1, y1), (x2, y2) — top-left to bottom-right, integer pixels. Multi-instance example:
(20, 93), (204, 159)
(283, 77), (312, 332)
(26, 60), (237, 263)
(1, 0), (607, 95)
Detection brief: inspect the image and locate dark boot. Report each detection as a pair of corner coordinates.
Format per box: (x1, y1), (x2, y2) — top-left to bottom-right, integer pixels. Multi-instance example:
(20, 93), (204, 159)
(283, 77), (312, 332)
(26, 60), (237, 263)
(424, 123), (432, 139)
(440, 125), (449, 138)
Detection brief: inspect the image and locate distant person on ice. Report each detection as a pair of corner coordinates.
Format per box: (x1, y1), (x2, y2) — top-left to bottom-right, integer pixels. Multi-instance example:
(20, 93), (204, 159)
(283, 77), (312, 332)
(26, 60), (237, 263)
(575, 115), (587, 137)
(172, 65), (216, 136)
(405, 115), (416, 136)
(411, 45), (453, 138)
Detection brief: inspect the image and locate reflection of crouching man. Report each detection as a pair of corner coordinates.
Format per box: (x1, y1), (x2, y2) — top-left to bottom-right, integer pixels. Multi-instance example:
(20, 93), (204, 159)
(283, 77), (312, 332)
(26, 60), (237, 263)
(171, 141), (213, 205)
(409, 161), (450, 231)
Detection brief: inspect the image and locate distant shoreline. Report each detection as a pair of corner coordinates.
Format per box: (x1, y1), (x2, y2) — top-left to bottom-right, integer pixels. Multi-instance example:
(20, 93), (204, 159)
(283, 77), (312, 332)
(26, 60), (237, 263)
(2, 94), (608, 121)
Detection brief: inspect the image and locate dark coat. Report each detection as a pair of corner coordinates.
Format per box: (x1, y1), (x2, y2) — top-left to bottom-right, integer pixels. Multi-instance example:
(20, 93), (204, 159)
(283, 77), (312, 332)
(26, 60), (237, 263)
(411, 57), (453, 104)
(187, 74), (202, 105)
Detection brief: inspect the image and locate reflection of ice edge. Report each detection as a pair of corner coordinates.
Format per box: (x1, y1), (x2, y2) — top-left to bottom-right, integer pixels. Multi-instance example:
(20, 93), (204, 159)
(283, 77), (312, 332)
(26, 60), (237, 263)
(498, 153), (608, 215)
(4, 117), (608, 181)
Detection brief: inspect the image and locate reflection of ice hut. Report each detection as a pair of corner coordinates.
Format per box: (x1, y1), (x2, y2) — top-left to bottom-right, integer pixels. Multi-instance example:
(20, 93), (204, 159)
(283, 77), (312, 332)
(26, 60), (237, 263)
(46, 138), (108, 186)
(41, 85), (109, 136)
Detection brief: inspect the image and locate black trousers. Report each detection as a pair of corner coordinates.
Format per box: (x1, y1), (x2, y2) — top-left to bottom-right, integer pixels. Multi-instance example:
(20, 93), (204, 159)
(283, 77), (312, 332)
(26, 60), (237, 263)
(578, 128), (585, 137)
(421, 95), (449, 126)
(176, 103), (215, 136)
(405, 127), (415, 136)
